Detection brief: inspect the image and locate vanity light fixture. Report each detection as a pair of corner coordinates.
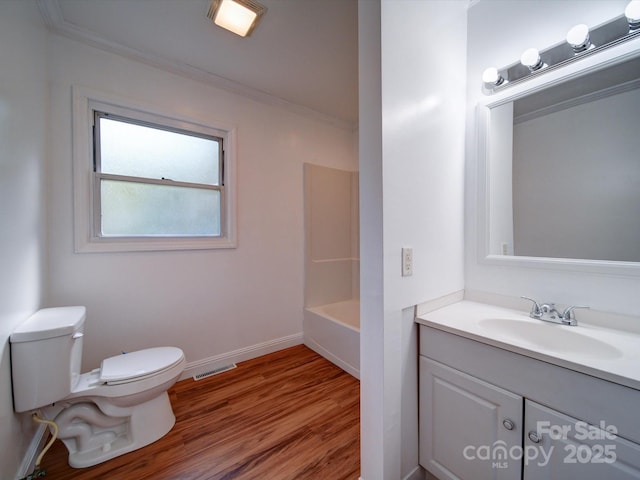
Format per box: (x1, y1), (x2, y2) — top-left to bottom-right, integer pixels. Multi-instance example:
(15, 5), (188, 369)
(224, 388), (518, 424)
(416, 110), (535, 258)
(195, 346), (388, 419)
(206, 0), (266, 37)
(520, 48), (544, 71)
(566, 24), (592, 53)
(482, 67), (505, 87)
(627, 0), (640, 30)
(482, 1), (640, 94)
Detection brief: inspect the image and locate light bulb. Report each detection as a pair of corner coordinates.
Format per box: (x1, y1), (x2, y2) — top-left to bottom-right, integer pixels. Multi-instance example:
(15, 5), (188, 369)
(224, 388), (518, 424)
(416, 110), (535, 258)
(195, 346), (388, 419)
(626, 0), (640, 29)
(566, 24), (591, 52)
(520, 48), (544, 71)
(482, 67), (504, 86)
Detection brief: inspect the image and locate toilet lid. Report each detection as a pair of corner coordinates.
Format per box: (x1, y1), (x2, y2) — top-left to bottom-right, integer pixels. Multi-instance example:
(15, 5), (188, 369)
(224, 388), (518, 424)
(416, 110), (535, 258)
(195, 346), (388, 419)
(100, 347), (184, 384)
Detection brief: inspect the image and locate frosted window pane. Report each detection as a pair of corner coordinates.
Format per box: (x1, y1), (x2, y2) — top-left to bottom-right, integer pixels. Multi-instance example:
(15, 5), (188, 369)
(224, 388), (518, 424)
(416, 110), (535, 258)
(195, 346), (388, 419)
(101, 180), (221, 236)
(99, 117), (220, 185)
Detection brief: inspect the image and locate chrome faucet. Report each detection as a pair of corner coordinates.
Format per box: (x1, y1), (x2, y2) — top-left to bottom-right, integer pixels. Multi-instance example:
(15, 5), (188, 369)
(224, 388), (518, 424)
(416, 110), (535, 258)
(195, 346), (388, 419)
(521, 297), (588, 326)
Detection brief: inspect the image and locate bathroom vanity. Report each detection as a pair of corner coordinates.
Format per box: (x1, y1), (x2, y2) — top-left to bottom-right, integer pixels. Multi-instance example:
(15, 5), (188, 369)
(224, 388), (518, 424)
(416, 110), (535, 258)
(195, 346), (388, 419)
(416, 301), (640, 480)
(421, 3), (640, 477)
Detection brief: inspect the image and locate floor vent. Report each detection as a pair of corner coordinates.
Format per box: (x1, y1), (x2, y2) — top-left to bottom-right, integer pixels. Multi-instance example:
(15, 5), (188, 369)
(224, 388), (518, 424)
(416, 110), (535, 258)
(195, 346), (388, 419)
(193, 364), (237, 381)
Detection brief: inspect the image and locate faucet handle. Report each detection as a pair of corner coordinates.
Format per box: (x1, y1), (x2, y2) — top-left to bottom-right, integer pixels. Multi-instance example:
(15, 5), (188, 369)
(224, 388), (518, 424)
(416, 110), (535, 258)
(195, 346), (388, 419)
(561, 305), (589, 322)
(521, 296), (542, 318)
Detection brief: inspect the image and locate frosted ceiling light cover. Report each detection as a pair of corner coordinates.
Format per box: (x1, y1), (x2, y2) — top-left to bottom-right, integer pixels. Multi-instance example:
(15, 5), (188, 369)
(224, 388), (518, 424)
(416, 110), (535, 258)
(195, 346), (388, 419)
(207, 0), (266, 37)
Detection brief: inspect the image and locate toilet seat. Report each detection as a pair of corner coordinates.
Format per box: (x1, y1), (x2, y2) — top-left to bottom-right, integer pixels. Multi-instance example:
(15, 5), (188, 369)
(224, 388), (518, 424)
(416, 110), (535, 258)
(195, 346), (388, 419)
(100, 347), (185, 385)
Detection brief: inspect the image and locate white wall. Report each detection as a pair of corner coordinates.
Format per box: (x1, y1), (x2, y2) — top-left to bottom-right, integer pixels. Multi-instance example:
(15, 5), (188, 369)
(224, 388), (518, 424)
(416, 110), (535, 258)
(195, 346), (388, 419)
(358, 2), (385, 478)
(466, 0), (640, 318)
(359, 1), (467, 478)
(46, 34), (357, 373)
(0, 2), (49, 478)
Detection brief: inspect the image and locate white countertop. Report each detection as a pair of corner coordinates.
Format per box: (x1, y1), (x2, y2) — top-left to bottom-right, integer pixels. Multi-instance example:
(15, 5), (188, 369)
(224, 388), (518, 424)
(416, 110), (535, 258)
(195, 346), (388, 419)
(416, 300), (640, 391)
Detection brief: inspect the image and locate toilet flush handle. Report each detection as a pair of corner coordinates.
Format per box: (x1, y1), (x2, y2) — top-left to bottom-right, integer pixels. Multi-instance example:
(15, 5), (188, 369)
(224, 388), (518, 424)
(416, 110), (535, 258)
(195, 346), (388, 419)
(72, 332), (84, 340)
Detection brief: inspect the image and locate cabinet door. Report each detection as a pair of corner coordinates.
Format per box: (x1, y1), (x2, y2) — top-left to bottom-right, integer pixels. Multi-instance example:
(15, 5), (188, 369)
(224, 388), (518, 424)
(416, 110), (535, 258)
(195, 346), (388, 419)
(420, 357), (523, 480)
(524, 400), (640, 479)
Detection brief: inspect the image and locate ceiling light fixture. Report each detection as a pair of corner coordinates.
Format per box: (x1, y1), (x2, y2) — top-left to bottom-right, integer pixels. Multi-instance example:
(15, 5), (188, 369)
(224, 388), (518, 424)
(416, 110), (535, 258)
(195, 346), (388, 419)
(207, 0), (267, 38)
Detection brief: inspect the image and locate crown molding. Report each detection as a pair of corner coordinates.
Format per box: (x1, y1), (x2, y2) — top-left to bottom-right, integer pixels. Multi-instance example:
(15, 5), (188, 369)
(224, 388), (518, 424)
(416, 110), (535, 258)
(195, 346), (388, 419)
(36, 0), (356, 132)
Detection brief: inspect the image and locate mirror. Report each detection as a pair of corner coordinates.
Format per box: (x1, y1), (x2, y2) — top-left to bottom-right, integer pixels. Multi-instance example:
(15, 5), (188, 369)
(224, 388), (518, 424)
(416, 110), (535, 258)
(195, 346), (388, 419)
(480, 49), (640, 268)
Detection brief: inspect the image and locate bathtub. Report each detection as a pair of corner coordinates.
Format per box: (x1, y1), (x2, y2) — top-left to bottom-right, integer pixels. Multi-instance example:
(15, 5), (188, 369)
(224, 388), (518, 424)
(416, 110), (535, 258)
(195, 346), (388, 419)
(304, 299), (359, 379)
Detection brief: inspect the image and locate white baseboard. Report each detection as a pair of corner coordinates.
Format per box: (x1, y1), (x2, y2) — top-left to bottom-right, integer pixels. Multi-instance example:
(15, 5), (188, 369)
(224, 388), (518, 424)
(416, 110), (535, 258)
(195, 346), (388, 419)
(15, 421), (48, 480)
(180, 333), (304, 381)
(358, 465), (426, 480)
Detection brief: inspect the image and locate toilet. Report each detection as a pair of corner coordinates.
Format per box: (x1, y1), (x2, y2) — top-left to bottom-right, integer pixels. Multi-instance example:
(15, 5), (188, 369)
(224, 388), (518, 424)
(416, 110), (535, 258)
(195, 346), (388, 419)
(10, 306), (186, 468)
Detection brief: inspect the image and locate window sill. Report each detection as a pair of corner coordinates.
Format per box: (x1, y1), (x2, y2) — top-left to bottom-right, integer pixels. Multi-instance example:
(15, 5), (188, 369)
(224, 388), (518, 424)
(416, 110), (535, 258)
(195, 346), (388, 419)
(75, 235), (237, 253)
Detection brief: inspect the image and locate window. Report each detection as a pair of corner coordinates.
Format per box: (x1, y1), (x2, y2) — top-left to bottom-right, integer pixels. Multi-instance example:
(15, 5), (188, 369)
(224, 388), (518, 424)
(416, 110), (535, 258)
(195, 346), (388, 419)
(73, 88), (236, 252)
(95, 112), (224, 237)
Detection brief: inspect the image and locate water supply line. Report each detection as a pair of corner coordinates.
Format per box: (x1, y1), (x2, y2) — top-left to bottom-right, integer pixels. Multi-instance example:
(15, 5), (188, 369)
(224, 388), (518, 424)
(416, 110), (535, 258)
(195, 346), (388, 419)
(20, 413), (59, 479)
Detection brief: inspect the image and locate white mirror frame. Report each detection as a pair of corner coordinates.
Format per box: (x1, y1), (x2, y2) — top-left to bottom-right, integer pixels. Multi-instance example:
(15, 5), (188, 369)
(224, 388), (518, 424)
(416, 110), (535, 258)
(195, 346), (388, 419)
(477, 35), (640, 277)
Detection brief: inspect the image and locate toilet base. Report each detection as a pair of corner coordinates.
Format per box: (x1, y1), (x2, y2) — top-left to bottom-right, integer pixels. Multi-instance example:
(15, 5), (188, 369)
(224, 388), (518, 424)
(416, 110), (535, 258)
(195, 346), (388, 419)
(51, 391), (177, 468)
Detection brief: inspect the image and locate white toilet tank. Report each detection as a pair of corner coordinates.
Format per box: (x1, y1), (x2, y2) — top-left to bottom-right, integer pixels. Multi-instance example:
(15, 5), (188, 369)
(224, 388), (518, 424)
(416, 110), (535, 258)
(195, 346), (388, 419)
(10, 306), (86, 412)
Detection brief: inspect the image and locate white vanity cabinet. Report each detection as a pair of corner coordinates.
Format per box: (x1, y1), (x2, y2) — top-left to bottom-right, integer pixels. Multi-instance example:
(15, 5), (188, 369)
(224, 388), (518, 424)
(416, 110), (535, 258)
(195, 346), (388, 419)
(420, 357), (522, 480)
(523, 400), (640, 480)
(418, 324), (640, 480)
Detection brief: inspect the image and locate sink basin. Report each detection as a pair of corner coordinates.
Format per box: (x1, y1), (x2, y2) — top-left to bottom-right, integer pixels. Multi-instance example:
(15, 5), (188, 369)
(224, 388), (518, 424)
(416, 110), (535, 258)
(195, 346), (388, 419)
(478, 318), (623, 359)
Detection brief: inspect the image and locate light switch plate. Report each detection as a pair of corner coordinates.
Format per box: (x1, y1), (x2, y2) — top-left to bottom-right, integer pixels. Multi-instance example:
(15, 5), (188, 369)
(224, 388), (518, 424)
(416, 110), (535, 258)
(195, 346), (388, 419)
(402, 247), (413, 277)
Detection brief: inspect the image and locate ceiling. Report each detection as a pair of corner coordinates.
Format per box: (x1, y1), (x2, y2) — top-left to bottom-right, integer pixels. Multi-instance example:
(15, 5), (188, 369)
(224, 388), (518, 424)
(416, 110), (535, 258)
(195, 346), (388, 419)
(39, 0), (358, 128)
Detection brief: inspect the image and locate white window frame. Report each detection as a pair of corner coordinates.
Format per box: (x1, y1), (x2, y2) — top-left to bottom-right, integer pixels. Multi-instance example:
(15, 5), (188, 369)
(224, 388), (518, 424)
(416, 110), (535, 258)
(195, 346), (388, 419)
(72, 86), (237, 252)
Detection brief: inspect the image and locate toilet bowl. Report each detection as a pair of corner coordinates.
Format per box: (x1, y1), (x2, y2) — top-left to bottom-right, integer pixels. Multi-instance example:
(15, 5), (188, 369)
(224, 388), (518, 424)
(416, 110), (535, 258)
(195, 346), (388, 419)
(10, 306), (186, 468)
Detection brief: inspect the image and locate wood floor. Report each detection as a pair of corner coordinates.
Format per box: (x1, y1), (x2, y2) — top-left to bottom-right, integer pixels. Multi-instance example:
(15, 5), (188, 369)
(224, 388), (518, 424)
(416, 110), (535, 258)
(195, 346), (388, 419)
(43, 345), (360, 479)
